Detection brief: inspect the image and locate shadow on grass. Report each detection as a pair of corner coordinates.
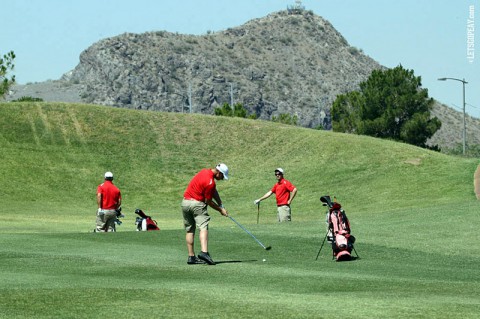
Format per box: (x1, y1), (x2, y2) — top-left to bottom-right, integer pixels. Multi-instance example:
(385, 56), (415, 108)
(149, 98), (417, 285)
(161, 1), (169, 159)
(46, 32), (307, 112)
(315, 255), (360, 262)
(215, 259), (258, 264)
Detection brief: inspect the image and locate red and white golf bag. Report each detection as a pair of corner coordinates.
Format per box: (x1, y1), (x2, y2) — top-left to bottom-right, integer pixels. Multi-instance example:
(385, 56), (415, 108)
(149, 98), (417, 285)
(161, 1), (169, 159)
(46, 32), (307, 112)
(321, 196), (356, 261)
(134, 209), (160, 231)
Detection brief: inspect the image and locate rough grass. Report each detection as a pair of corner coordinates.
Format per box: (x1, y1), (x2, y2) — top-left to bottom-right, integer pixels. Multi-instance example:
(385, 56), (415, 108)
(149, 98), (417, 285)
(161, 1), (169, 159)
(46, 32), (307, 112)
(0, 102), (479, 318)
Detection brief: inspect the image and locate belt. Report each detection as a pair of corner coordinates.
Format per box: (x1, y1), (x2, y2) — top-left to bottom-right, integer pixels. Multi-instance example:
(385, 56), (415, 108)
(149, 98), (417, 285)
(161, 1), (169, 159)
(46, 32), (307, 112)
(184, 198), (202, 202)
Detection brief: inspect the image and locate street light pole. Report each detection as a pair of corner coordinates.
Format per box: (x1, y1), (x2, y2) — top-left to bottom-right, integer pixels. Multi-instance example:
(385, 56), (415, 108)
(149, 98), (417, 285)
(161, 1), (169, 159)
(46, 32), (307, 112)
(438, 77), (468, 155)
(462, 79), (466, 155)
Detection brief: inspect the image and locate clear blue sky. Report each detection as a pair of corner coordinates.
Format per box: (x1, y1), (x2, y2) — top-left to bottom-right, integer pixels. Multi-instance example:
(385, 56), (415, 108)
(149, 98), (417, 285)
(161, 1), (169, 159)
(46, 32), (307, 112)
(2, 0), (479, 118)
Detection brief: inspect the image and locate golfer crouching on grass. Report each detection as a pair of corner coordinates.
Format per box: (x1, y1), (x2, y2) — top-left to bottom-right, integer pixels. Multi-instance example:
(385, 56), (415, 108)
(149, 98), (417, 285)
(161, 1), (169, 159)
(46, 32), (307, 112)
(181, 163), (229, 265)
(95, 171), (122, 232)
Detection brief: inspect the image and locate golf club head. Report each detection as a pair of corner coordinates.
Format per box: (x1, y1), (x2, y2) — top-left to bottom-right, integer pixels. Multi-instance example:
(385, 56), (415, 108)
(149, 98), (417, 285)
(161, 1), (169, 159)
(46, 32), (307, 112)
(265, 246), (272, 250)
(320, 195), (333, 208)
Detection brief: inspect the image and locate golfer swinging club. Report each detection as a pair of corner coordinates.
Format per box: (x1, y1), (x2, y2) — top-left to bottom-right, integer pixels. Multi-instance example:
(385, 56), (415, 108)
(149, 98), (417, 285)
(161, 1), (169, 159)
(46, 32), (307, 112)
(254, 168), (297, 222)
(181, 163), (229, 265)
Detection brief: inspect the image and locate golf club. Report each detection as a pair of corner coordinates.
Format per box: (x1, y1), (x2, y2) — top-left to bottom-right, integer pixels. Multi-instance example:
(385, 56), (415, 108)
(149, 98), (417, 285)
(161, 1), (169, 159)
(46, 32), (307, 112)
(228, 215), (271, 250)
(256, 202), (260, 224)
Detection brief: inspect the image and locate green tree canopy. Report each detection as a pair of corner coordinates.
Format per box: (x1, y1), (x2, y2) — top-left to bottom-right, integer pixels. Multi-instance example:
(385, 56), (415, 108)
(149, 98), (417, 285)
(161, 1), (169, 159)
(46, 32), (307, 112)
(0, 51), (16, 99)
(271, 113), (298, 126)
(214, 102), (256, 119)
(331, 65), (441, 148)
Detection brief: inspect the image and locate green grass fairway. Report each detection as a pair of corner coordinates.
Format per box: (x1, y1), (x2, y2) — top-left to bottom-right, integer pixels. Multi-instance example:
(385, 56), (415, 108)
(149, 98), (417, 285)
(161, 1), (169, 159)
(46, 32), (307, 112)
(1, 102), (479, 318)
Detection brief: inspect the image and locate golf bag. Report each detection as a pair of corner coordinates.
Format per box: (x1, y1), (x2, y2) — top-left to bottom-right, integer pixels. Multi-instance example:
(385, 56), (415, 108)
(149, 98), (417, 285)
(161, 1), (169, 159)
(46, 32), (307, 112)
(320, 195), (356, 261)
(111, 207), (125, 232)
(134, 209), (160, 231)
(94, 207), (124, 232)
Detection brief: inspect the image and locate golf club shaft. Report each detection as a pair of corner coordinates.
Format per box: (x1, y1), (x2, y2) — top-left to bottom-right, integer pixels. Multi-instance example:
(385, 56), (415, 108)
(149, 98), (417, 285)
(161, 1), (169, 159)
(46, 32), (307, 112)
(256, 202), (260, 224)
(229, 215), (268, 249)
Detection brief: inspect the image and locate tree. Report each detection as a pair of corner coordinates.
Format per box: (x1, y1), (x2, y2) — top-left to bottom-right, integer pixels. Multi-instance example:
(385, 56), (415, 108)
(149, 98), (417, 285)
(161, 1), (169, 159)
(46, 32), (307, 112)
(272, 113), (298, 126)
(331, 65), (441, 148)
(0, 51), (16, 99)
(12, 96), (44, 102)
(214, 102), (256, 119)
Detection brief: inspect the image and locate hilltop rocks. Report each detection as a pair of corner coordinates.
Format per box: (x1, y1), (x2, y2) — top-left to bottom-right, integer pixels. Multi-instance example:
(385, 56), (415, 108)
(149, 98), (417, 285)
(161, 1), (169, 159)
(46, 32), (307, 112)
(68, 10), (382, 128)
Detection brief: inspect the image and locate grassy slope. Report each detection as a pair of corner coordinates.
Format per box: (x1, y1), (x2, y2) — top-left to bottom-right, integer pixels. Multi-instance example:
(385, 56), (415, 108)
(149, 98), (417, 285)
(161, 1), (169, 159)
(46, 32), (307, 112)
(0, 102), (479, 318)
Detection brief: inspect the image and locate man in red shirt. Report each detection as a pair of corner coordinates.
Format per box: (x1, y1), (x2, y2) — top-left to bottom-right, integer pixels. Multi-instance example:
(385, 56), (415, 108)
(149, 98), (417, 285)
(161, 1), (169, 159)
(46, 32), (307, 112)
(181, 163), (229, 265)
(95, 171), (122, 232)
(254, 168), (297, 222)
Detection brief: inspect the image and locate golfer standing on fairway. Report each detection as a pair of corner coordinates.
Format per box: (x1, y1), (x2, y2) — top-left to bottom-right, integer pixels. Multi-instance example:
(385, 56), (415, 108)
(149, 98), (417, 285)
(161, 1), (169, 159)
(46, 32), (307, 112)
(95, 171), (122, 232)
(181, 163), (229, 265)
(254, 168), (297, 222)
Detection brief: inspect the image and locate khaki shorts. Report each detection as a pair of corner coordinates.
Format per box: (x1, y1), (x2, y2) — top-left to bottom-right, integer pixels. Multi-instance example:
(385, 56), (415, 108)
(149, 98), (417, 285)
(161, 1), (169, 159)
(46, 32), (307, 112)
(96, 209), (117, 232)
(277, 205), (291, 222)
(181, 199), (210, 232)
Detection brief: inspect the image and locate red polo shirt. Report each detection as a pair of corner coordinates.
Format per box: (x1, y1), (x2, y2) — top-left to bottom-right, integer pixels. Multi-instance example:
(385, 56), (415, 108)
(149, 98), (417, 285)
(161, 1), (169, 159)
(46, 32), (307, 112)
(271, 178), (295, 206)
(184, 169), (216, 202)
(97, 180), (121, 210)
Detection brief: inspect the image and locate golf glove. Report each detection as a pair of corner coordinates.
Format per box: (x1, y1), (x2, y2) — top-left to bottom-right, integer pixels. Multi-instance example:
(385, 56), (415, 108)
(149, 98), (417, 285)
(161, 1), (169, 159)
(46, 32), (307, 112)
(97, 208), (102, 214)
(254, 199), (260, 205)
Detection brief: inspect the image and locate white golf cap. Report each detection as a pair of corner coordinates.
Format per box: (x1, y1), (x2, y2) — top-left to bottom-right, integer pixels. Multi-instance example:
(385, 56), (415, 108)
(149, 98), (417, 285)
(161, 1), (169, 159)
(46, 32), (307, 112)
(275, 168), (284, 174)
(216, 163), (229, 180)
(104, 171), (114, 178)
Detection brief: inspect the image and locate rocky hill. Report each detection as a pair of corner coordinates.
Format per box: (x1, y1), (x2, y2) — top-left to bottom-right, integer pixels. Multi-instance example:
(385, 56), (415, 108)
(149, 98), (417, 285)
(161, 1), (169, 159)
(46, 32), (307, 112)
(6, 9), (480, 151)
(69, 10), (383, 129)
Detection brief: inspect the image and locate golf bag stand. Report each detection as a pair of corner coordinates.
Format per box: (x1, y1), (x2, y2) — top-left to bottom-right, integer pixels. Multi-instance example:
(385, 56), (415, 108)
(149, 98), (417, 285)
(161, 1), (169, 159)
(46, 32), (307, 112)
(317, 195), (359, 261)
(315, 230), (329, 260)
(134, 209), (160, 231)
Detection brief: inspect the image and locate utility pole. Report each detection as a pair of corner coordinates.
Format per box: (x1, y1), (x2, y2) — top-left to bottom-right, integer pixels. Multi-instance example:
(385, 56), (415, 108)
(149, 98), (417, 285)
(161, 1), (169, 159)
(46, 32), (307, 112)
(438, 77), (468, 155)
(188, 82), (192, 113)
